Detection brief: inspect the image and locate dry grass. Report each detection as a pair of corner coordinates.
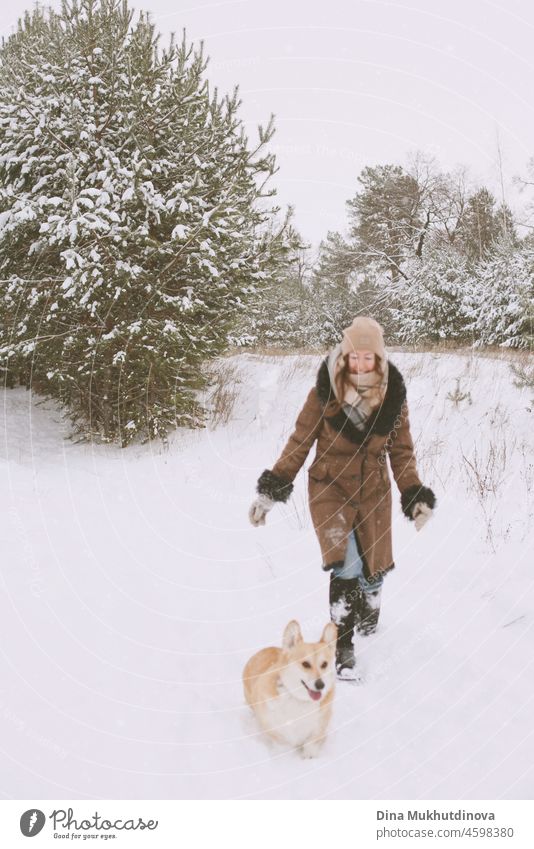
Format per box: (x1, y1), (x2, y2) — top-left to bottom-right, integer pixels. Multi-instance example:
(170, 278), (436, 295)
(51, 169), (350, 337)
(279, 355), (319, 388)
(519, 440), (534, 493)
(461, 441), (508, 499)
(400, 358), (426, 380)
(460, 439), (510, 551)
(202, 360), (242, 428)
(227, 339), (531, 355)
(519, 440), (534, 537)
(417, 436), (450, 488)
(225, 344), (324, 357)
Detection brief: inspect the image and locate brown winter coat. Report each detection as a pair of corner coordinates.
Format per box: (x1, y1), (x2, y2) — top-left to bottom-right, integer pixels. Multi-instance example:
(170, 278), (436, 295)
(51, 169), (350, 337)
(257, 358), (434, 579)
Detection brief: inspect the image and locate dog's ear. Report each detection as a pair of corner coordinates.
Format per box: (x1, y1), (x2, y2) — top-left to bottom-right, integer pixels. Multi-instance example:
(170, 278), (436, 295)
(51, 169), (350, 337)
(321, 622), (337, 646)
(282, 620), (303, 649)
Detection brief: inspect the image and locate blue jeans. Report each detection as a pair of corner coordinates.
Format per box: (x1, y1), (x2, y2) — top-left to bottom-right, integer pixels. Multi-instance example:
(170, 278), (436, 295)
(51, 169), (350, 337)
(332, 528), (384, 592)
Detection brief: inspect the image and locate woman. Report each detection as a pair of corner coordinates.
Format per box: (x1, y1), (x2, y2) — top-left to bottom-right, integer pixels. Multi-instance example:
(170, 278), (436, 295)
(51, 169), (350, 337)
(248, 316), (436, 680)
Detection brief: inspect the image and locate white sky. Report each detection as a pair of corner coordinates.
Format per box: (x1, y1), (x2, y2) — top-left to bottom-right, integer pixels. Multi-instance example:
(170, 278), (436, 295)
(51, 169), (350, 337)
(2, 0), (533, 245)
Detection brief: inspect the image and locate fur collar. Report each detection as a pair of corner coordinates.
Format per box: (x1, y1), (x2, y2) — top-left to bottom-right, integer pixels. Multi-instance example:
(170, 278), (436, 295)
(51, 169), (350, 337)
(315, 358), (407, 444)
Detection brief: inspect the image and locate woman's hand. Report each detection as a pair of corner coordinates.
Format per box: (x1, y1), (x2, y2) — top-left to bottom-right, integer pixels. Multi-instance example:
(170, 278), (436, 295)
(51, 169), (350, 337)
(412, 502), (433, 531)
(248, 494), (275, 527)
(401, 484), (436, 529)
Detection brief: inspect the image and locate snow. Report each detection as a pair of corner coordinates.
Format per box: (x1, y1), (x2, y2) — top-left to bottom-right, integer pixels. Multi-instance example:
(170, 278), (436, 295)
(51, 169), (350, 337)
(171, 223), (186, 240)
(0, 350), (533, 799)
(330, 599), (350, 626)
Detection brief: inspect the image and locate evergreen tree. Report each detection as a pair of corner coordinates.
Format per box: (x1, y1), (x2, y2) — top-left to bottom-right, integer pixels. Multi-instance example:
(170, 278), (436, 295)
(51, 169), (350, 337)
(313, 164), (423, 297)
(313, 230), (355, 289)
(347, 164), (422, 279)
(465, 244), (533, 348)
(303, 275), (357, 349)
(456, 187), (515, 262)
(231, 223), (312, 349)
(390, 243), (471, 344)
(309, 164), (425, 345)
(312, 156), (525, 351)
(0, 0), (291, 444)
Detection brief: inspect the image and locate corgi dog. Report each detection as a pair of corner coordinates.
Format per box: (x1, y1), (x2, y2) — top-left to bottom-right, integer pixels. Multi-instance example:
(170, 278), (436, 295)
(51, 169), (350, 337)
(243, 620), (337, 758)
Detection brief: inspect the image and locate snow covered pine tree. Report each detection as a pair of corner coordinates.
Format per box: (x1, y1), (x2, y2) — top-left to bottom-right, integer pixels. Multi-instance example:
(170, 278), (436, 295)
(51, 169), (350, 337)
(0, 0), (292, 444)
(465, 243), (534, 349)
(390, 244), (471, 345)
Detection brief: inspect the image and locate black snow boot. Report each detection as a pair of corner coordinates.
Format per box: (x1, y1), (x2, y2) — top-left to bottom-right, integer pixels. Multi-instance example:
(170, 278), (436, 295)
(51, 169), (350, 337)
(354, 584), (382, 636)
(329, 575), (360, 680)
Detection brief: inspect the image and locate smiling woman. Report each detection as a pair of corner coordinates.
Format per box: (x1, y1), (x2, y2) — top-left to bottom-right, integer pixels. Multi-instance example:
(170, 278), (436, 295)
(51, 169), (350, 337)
(249, 316), (436, 680)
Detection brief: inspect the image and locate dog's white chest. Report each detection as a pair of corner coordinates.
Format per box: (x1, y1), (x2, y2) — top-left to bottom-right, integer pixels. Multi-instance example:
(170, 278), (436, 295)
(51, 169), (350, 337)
(264, 689), (323, 747)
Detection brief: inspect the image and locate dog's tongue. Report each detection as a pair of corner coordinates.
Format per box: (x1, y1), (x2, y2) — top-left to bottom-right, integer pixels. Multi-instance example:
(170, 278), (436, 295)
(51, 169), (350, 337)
(309, 689), (322, 701)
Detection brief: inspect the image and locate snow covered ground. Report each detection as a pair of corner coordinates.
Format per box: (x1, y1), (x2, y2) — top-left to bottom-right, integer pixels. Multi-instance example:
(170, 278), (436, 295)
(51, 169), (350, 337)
(1, 350), (533, 799)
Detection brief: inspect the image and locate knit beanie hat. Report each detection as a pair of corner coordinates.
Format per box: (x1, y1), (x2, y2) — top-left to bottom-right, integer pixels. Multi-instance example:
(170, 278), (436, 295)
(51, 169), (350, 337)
(340, 316), (386, 368)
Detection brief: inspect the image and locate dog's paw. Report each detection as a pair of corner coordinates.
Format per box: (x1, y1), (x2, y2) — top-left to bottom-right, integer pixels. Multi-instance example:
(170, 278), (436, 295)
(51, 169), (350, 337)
(299, 741), (322, 759)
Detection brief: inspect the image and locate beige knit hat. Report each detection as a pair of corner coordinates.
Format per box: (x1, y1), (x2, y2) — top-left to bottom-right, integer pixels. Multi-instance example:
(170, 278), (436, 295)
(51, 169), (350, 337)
(340, 316), (386, 365)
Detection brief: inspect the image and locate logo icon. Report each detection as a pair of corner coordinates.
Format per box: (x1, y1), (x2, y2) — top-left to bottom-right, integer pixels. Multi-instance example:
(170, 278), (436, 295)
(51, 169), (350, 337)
(20, 809), (46, 837)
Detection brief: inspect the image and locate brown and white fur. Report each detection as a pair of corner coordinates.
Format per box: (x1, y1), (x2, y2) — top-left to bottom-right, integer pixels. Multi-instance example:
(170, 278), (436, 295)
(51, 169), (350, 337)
(243, 620), (337, 758)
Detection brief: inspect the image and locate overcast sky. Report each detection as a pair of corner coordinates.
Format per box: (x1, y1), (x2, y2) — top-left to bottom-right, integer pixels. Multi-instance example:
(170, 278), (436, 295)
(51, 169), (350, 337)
(2, 0), (533, 245)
